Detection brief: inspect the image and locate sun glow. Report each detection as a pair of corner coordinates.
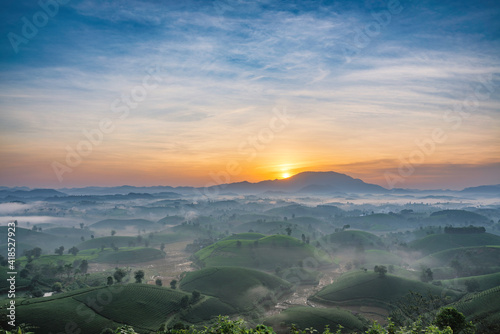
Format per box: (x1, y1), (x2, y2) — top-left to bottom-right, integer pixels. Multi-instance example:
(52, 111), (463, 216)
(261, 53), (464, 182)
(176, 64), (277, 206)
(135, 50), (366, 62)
(281, 172), (291, 179)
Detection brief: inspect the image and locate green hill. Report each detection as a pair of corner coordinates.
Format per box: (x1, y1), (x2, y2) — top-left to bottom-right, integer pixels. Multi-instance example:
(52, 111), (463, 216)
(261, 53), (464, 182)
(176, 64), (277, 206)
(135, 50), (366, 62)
(77, 236), (138, 250)
(180, 267), (292, 311)
(310, 271), (461, 310)
(442, 272), (500, 292)
(323, 230), (385, 249)
(453, 285), (500, 333)
(410, 233), (500, 255)
(91, 218), (160, 230)
(416, 246), (500, 272)
(193, 234), (331, 270)
(222, 233), (267, 241)
(157, 215), (185, 225)
(0, 284), (228, 332)
(263, 306), (367, 333)
(93, 247), (165, 264)
(428, 209), (489, 223)
(341, 213), (404, 231)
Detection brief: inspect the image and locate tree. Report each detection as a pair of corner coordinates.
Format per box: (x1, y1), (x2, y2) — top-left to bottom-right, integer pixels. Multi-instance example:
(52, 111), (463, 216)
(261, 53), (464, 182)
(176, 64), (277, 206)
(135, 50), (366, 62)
(80, 223), (84, 229)
(180, 295), (189, 308)
(55, 246), (64, 256)
(111, 230), (116, 236)
(52, 282), (62, 292)
(434, 307), (470, 333)
(68, 246), (79, 256)
(107, 276), (114, 286)
(64, 264), (73, 279)
(374, 265), (387, 278)
(113, 268), (127, 283)
(32, 247), (42, 259)
(81, 236), (85, 242)
(91, 234), (94, 239)
(170, 279), (177, 289)
(191, 290), (201, 302)
(160, 243), (165, 252)
(421, 267), (434, 282)
(236, 240), (242, 248)
(465, 278), (480, 292)
(79, 260), (89, 274)
(155, 278), (162, 286)
(134, 270), (145, 283)
(285, 226), (292, 236)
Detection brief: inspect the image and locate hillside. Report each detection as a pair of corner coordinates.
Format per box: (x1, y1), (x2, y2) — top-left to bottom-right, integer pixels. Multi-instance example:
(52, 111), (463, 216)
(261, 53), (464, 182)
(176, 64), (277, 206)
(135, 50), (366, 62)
(0, 284), (227, 332)
(264, 306), (367, 333)
(416, 246), (500, 273)
(323, 230), (385, 249)
(180, 267), (292, 311)
(193, 234), (331, 270)
(93, 247), (165, 264)
(310, 271), (461, 310)
(410, 233), (500, 255)
(91, 218), (160, 230)
(454, 285), (500, 333)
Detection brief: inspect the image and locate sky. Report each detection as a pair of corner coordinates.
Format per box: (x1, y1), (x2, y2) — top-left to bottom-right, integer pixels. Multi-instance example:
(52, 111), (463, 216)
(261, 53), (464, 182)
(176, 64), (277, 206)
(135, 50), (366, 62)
(0, 0), (499, 190)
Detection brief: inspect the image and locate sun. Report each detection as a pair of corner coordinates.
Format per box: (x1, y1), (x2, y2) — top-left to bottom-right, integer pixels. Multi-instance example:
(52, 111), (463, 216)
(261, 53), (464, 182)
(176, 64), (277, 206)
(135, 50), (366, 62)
(281, 172), (291, 179)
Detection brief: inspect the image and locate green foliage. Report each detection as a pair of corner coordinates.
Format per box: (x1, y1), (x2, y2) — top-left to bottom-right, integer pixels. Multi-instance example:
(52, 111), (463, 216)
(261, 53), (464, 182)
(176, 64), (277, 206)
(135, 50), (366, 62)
(134, 270), (145, 283)
(434, 307), (472, 333)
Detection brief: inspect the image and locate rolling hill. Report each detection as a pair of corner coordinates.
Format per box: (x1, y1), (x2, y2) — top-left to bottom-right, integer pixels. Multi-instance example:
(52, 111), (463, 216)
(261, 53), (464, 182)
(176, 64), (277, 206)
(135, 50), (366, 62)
(410, 233), (500, 255)
(0, 284), (227, 332)
(310, 271), (461, 310)
(180, 267), (292, 311)
(193, 234), (332, 270)
(90, 218), (160, 231)
(263, 306), (367, 333)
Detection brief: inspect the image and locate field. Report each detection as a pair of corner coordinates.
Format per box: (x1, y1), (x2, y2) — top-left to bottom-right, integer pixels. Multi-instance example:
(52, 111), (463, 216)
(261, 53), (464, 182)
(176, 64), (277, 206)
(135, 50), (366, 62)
(263, 306), (367, 333)
(193, 234), (331, 270)
(409, 233), (500, 255)
(442, 272), (500, 292)
(453, 286), (500, 333)
(0, 284), (225, 332)
(416, 246), (500, 272)
(310, 271), (461, 310)
(92, 247), (165, 264)
(180, 266), (292, 311)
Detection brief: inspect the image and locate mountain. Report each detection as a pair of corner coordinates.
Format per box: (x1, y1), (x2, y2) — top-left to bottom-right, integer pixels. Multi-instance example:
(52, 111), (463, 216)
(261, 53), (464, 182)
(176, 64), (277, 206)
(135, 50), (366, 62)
(0, 188), (67, 199)
(209, 171), (388, 194)
(460, 184), (500, 194)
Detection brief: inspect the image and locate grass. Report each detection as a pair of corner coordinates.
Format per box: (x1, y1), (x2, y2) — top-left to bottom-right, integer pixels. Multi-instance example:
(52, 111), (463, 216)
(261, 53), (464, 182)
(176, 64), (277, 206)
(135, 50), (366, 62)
(0, 284), (195, 332)
(409, 233), (500, 255)
(180, 266), (292, 311)
(453, 285), (500, 333)
(193, 234), (331, 270)
(416, 245), (500, 269)
(93, 247), (165, 264)
(441, 272), (500, 292)
(77, 236), (139, 250)
(263, 306), (367, 333)
(310, 271), (461, 310)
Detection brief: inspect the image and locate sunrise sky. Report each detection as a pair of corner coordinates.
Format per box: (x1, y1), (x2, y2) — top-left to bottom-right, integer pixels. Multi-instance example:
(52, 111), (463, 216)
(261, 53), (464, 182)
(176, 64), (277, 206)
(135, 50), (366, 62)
(1, 0), (499, 190)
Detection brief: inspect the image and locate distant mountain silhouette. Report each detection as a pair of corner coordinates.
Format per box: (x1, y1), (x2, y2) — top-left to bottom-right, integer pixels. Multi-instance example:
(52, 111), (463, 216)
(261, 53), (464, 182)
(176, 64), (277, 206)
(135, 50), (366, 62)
(209, 171), (388, 194)
(460, 184), (500, 194)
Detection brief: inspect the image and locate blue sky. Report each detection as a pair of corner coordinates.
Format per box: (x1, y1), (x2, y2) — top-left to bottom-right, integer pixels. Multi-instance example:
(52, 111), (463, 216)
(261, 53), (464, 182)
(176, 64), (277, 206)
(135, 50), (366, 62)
(0, 0), (499, 189)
